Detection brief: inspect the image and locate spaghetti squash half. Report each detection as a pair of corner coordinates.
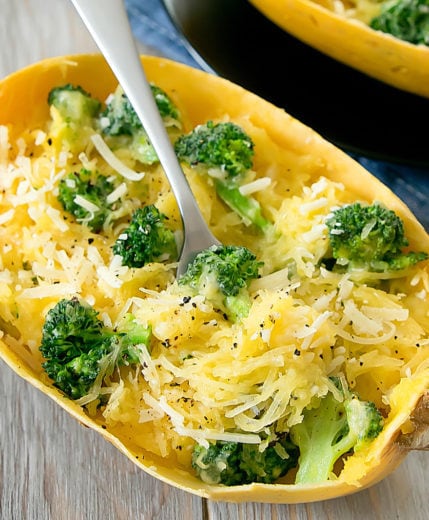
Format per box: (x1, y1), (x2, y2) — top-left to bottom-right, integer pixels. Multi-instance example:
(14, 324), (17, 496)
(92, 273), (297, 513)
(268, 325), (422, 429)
(0, 54), (429, 503)
(249, 0), (429, 99)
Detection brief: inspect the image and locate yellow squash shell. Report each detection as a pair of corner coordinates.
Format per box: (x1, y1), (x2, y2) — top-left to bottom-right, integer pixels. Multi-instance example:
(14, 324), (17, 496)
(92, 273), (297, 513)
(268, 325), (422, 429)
(249, 0), (429, 98)
(0, 54), (428, 503)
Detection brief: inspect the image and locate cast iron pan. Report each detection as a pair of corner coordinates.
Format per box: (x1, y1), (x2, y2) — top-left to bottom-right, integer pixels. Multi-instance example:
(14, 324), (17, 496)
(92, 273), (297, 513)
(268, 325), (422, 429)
(161, 0), (429, 168)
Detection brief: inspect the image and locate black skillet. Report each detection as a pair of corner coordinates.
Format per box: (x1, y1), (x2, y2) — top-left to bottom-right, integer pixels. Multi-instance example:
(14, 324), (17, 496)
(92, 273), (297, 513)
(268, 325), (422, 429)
(161, 0), (429, 168)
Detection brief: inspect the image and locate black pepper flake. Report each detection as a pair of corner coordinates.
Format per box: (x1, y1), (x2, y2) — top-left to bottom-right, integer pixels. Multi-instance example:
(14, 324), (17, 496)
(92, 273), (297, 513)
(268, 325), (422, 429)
(161, 339), (171, 347)
(47, 138), (52, 145)
(294, 349), (301, 356)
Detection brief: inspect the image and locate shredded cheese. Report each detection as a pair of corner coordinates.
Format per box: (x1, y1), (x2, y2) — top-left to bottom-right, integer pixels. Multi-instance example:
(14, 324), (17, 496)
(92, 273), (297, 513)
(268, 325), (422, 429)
(91, 134), (145, 181)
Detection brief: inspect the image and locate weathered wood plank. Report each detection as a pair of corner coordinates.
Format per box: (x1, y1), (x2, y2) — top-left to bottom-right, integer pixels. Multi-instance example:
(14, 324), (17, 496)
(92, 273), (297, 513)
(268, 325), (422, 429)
(0, 361), (203, 520)
(206, 453), (429, 520)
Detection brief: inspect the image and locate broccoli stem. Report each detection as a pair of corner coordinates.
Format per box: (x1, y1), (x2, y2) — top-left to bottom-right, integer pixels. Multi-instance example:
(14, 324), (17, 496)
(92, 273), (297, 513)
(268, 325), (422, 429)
(292, 391), (347, 484)
(290, 384), (384, 484)
(215, 180), (271, 232)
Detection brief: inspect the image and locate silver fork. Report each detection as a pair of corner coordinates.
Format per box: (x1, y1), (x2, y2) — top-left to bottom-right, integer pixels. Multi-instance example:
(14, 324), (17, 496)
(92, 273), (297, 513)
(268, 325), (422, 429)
(70, 0), (221, 276)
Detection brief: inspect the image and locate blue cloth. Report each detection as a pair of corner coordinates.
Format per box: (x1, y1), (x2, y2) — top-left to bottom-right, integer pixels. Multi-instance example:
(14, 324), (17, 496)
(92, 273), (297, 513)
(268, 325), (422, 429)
(126, 0), (429, 231)
(126, 0), (200, 67)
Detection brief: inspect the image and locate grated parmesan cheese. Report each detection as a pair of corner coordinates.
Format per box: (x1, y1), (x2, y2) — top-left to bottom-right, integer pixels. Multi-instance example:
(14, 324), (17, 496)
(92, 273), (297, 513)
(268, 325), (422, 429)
(239, 176), (272, 195)
(106, 182), (127, 204)
(0, 209), (14, 225)
(91, 134), (145, 181)
(46, 206), (70, 232)
(73, 195), (100, 214)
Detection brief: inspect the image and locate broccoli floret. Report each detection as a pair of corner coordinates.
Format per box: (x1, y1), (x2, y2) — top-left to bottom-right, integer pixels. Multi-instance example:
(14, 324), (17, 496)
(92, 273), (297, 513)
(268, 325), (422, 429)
(289, 379), (384, 484)
(174, 121), (271, 232)
(112, 205), (178, 268)
(370, 0), (429, 45)
(174, 120), (254, 177)
(192, 435), (299, 485)
(178, 244), (262, 321)
(48, 84), (101, 123)
(39, 297), (151, 400)
(325, 202), (428, 272)
(100, 88), (141, 137)
(58, 168), (119, 232)
(151, 84), (181, 122)
(100, 84), (181, 164)
(47, 84), (101, 149)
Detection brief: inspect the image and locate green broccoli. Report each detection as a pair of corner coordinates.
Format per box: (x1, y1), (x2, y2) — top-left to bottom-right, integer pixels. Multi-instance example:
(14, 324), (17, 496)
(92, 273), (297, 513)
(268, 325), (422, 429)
(99, 84), (181, 164)
(325, 202), (428, 272)
(370, 0), (429, 45)
(178, 244), (262, 321)
(112, 204), (178, 268)
(174, 121), (271, 232)
(192, 435), (299, 485)
(48, 84), (101, 123)
(58, 168), (119, 232)
(289, 379), (384, 484)
(39, 297), (151, 400)
(175, 120), (254, 177)
(47, 84), (101, 149)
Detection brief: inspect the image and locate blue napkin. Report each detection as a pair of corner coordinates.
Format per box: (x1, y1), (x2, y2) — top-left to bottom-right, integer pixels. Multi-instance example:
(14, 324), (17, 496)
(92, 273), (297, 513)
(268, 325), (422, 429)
(126, 0), (200, 67)
(125, 0), (429, 231)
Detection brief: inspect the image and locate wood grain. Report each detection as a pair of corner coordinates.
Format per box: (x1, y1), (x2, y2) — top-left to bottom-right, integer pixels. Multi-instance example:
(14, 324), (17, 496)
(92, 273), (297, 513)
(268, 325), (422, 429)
(0, 1), (428, 518)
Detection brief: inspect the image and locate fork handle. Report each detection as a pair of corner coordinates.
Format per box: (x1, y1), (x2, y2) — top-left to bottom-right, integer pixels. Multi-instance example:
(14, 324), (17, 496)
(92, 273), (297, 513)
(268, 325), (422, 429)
(70, 0), (219, 265)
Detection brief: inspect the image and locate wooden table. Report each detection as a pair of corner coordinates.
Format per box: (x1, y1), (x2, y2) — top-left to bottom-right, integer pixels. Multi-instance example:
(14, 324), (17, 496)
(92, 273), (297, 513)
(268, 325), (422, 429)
(0, 1), (428, 518)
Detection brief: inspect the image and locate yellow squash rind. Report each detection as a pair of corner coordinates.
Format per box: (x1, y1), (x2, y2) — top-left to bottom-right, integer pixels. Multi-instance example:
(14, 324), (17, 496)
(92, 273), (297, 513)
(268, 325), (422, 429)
(0, 54), (428, 503)
(249, 0), (429, 98)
